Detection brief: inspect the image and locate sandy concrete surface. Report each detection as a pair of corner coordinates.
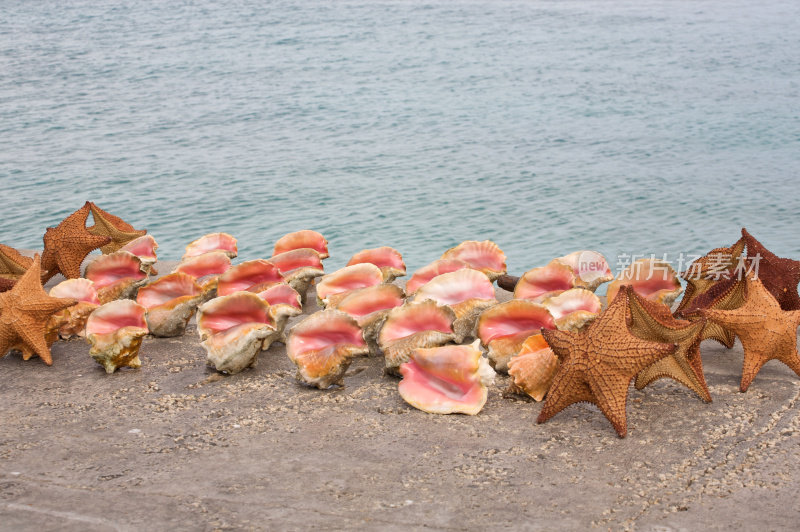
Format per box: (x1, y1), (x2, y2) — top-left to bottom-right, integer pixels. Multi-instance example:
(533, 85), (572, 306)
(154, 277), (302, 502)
(1, 261), (799, 531)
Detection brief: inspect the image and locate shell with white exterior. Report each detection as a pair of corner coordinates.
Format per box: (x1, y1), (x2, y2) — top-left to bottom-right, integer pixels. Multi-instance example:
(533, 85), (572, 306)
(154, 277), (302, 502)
(268, 248), (325, 298)
(85, 300), (149, 374)
(332, 283), (405, 354)
(405, 259), (471, 294)
(513, 261), (578, 302)
(136, 272), (203, 337)
(47, 278), (100, 339)
(540, 288), (603, 332)
(84, 251), (150, 303)
(553, 250), (613, 291)
(477, 299), (556, 373)
(315, 263), (384, 307)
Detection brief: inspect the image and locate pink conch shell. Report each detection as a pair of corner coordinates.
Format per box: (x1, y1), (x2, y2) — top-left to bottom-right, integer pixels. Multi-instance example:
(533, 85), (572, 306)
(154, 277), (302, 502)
(197, 292), (278, 374)
(477, 299), (556, 373)
(378, 300), (457, 376)
(398, 340), (495, 415)
(269, 248), (324, 297)
(47, 278), (100, 339)
(85, 300), (149, 374)
(405, 259), (471, 294)
(605, 258), (683, 307)
(413, 268), (498, 341)
(507, 334), (558, 401)
(119, 235), (159, 267)
(554, 250), (613, 291)
(183, 232), (238, 260)
(256, 282), (303, 338)
(347, 247), (406, 282)
(84, 251), (150, 303)
(441, 240), (507, 281)
(137, 272), (203, 337)
(173, 251), (232, 298)
(286, 310), (369, 389)
(541, 288), (602, 332)
(273, 230), (329, 260)
(315, 263), (384, 307)
(216, 259), (284, 297)
(332, 284), (405, 354)
(513, 261), (578, 302)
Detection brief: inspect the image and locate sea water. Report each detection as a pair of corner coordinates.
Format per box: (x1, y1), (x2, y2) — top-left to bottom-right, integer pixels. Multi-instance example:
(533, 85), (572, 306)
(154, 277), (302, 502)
(1, 0), (798, 277)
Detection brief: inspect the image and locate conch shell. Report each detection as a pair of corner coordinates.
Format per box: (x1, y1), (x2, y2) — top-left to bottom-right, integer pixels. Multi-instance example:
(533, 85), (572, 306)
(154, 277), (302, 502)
(477, 299), (555, 372)
(173, 251), (232, 299)
(136, 272), (203, 337)
(378, 300), (457, 376)
(196, 292), (278, 374)
(347, 247), (406, 282)
(413, 268), (497, 341)
(332, 284), (405, 354)
(405, 259), (471, 295)
(47, 278), (100, 339)
(269, 248), (324, 297)
(315, 263), (384, 307)
(183, 232), (238, 260)
(540, 288), (602, 332)
(216, 259), (284, 297)
(85, 300), (149, 374)
(513, 261), (578, 302)
(441, 240), (507, 282)
(273, 230), (329, 260)
(285, 310), (369, 389)
(553, 250), (613, 291)
(119, 235), (158, 269)
(507, 334), (558, 401)
(255, 282), (303, 339)
(84, 251), (150, 303)
(398, 340), (495, 415)
(606, 258), (683, 308)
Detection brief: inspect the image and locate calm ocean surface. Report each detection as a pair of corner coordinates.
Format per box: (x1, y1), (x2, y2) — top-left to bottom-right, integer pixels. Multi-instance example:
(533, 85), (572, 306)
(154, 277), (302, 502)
(1, 0), (798, 278)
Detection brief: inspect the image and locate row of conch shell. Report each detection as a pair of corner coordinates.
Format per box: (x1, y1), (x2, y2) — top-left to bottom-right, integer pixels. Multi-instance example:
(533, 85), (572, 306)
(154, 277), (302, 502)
(316, 263), (383, 307)
(256, 282), (303, 340)
(405, 259), (471, 294)
(513, 251), (613, 302)
(119, 235), (159, 270)
(507, 334), (559, 401)
(286, 310), (369, 388)
(441, 240), (506, 282)
(269, 248), (324, 296)
(273, 230), (329, 259)
(86, 299), (149, 374)
(605, 258), (683, 308)
(196, 292), (278, 374)
(47, 278), (100, 339)
(378, 300), (456, 375)
(136, 272), (203, 337)
(347, 247), (406, 282)
(477, 300), (555, 372)
(173, 251), (232, 299)
(332, 284), (405, 354)
(84, 251), (150, 303)
(217, 259), (284, 296)
(183, 232), (238, 260)
(413, 268), (497, 341)
(540, 288), (602, 332)
(398, 340), (495, 415)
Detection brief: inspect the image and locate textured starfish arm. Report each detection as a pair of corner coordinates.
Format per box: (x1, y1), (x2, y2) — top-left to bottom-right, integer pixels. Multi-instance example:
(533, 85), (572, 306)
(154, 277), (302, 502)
(14, 321), (53, 365)
(604, 339), (676, 375)
(589, 375), (633, 438)
(536, 370), (594, 424)
(540, 328), (578, 361)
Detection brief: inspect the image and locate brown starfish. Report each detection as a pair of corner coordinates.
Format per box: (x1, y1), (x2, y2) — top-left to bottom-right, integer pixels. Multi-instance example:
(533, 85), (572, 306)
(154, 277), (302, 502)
(0, 243), (33, 280)
(675, 237), (745, 317)
(679, 275), (746, 348)
(702, 274), (800, 392)
(87, 201), (146, 253)
(538, 289), (676, 438)
(41, 204), (111, 283)
(0, 277), (16, 293)
(741, 228), (800, 311)
(0, 255), (76, 365)
(627, 287), (710, 402)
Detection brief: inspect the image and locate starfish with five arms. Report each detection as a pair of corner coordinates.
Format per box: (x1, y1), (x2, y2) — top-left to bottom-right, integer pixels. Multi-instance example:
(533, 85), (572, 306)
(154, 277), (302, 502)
(741, 228), (800, 311)
(702, 274), (800, 392)
(0, 255), (76, 365)
(87, 201), (147, 254)
(539, 287), (676, 438)
(41, 203), (111, 283)
(675, 237), (745, 318)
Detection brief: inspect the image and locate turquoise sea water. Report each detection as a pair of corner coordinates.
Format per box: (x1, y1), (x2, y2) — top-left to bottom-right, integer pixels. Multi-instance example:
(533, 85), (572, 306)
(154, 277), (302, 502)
(1, 0), (798, 276)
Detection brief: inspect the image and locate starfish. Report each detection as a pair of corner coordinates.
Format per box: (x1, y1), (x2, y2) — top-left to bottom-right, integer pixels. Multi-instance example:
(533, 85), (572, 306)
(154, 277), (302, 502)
(0, 277), (16, 293)
(87, 201), (146, 254)
(627, 287), (710, 402)
(538, 288), (676, 438)
(702, 274), (800, 392)
(741, 228), (800, 311)
(679, 275), (746, 348)
(675, 237), (745, 317)
(41, 203), (111, 283)
(0, 243), (33, 280)
(0, 255), (76, 365)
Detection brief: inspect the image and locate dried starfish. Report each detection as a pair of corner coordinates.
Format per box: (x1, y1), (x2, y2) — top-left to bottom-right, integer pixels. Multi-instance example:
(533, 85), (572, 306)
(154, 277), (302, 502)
(741, 228), (800, 311)
(0, 243), (33, 280)
(675, 237), (745, 317)
(0, 277), (16, 293)
(87, 201), (147, 253)
(0, 255), (76, 365)
(679, 275), (746, 349)
(627, 287), (709, 402)
(41, 204), (111, 282)
(702, 274), (800, 392)
(538, 289), (676, 438)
